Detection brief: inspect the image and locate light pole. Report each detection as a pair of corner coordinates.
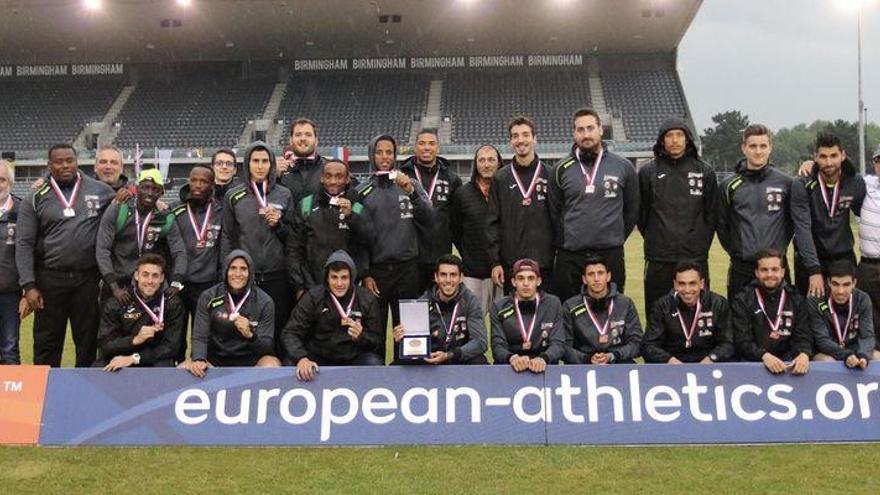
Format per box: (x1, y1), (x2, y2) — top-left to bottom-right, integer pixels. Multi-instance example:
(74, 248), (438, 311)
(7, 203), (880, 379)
(858, 6), (865, 175)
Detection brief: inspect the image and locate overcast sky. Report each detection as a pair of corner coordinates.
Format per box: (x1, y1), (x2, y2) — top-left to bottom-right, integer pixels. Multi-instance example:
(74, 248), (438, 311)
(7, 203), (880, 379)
(679, 0), (879, 134)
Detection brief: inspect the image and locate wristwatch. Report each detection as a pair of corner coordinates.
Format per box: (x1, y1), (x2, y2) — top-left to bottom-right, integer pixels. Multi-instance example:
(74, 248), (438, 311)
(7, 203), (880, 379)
(131, 353), (141, 365)
(170, 281), (184, 291)
(709, 353), (718, 362)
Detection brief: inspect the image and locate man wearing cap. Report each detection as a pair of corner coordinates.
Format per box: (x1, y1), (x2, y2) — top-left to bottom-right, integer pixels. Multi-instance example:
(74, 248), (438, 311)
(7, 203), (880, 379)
(97, 254), (185, 370)
(549, 108), (639, 301)
(16, 144), (116, 367)
(291, 159), (372, 296)
(638, 118), (718, 315)
(0, 160), (24, 364)
(96, 168), (187, 306)
(356, 135), (433, 347)
(490, 258), (565, 373)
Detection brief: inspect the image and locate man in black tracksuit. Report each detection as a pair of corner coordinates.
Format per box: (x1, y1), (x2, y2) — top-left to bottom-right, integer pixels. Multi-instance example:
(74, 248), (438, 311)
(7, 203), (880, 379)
(718, 125), (794, 299)
(169, 166), (223, 360)
(16, 144), (116, 367)
(290, 159), (373, 294)
(562, 255), (642, 364)
(792, 133), (866, 298)
(392, 254), (488, 365)
(400, 129), (463, 292)
(638, 117), (718, 315)
(96, 254), (185, 369)
(0, 162), (22, 364)
(642, 261), (734, 364)
(487, 117), (555, 295)
(221, 141), (298, 341)
(731, 249), (812, 374)
(808, 261), (874, 369)
(96, 169), (187, 304)
(356, 134), (434, 347)
(184, 249), (281, 377)
(450, 145), (501, 314)
(211, 149), (242, 203)
(491, 259), (565, 372)
(283, 250), (384, 378)
(279, 118), (328, 204)
(549, 108), (639, 301)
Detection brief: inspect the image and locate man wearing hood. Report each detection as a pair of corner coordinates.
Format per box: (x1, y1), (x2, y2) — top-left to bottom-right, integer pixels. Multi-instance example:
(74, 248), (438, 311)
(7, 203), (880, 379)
(221, 141), (298, 341)
(211, 148), (241, 203)
(487, 117), (556, 295)
(400, 129), (462, 292)
(283, 250), (383, 380)
(96, 168), (187, 305)
(451, 144), (502, 314)
(356, 134), (434, 346)
(391, 254), (488, 365)
(182, 249), (281, 376)
(17, 144), (116, 367)
(732, 249), (811, 375)
(291, 159), (372, 293)
(718, 124), (794, 299)
(638, 117), (718, 315)
(562, 255), (642, 365)
(549, 108), (639, 301)
(97, 254), (185, 370)
(792, 133), (866, 299)
(642, 262), (734, 364)
(169, 165), (223, 360)
(0, 160), (23, 364)
(491, 258), (565, 372)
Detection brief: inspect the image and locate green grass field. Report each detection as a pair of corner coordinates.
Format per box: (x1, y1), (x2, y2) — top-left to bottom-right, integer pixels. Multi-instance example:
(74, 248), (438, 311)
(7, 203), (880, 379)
(4, 233), (879, 494)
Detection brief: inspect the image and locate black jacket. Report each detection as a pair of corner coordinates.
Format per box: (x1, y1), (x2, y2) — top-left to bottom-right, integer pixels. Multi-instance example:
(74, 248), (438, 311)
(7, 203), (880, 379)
(718, 160), (794, 262)
(213, 176), (242, 204)
(791, 159), (866, 273)
(169, 185), (224, 285)
(638, 118), (718, 262)
(562, 284), (642, 363)
(279, 154), (325, 206)
(731, 281), (813, 361)
(450, 146), (500, 279)
(642, 290), (734, 363)
(400, 155), (462, 266)
(490, 292), (565, 364)
(97, 285), (185, 365)
(807, 289), (875, 361)
(487, 157), (555, 270)
(0, 194), (21, 293)
(420, 284), (488, 362)
(290, 188), (373, 290)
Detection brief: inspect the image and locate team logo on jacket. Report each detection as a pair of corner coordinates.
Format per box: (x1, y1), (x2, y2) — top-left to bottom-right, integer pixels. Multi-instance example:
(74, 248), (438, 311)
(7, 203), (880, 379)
(398, 194), (414, 219)
(697, 311), (714, 337)
(837, 196), (854, 216)
(85, 195), (101, 218)
(766, 187), (784, 212)
(603, 175), (620, 199)
(688, 172), (704, 196)
(5, 223), (15, 245)
(144, 226), (162, 250)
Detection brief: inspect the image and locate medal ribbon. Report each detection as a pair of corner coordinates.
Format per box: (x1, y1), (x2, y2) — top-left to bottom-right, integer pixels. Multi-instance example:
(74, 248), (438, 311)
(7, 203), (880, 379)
(677, 296), (702, 347)
(133, 289), (165, 326)
(186, 202), (212, 245)
(435, 301), (460, 343)
(227, 288), (251, 317)
(134, 208), (154, 254)
(755, 288), (786, 333)
(49, 173), (82, 212)
(414, 166), (439, 201)
(249, 180), (269, 210)
(575, 147), (604, 188)
(330, 292), (357, 320)
(511, 161), (542, 201)
(818, 175), (840, 218)
(584, 297), (614, 337)
(514, 293), (541, 345)
(828, 295), (853, 346)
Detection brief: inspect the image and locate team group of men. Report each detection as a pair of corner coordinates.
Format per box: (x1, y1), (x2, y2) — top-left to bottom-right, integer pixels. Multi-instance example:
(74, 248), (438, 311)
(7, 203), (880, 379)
(1, 108), (880, 379)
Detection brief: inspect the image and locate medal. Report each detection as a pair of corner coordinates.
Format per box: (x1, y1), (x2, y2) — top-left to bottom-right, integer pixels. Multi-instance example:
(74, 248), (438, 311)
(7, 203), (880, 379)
(250, 180), (269, 214)
(186, 202), (213, 249)
(330, 291), (357, 323)
(818, 174), (840, 218)
(769, 331), (781, 340)
(514, 293), (541, 351)
(226, 288), (251, 321)
(414, 166), (439, 201)
(828, 295), (853, 347)
(511, 160), (542, 206)
(677, 295), (702, 349)
(133, 287), (165, 327)
(576, 146), (604, 195)
(134, 207), (154, 254)
(435, 300), (460, 344)
(756, 288), (786, 336)
(585, 296), (614, 346)
(49, 173), (82, 219)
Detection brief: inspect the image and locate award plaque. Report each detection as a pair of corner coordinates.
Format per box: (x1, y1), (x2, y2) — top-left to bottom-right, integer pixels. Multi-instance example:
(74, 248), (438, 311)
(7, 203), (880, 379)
(399, 299), (431, 359)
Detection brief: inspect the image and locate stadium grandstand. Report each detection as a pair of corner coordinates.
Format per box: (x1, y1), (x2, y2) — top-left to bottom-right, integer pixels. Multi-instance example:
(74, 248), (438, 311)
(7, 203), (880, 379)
(0, 0), (701, 200)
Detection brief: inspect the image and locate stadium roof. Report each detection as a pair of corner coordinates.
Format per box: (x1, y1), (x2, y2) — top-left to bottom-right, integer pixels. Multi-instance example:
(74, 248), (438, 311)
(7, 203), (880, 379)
(0, 0), (702, 64)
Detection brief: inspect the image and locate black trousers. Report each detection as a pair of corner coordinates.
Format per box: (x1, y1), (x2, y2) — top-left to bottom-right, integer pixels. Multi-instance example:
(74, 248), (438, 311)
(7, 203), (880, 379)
(255, 271), (293, 357)
(315, 352), (385, 367)
(371, 259), (421, 358)
(794, 251), (856, 297)
(417, 263), (437, 295)
(644, 258), (710, 316)
(858, 258), (880, 345)
(177, 281), (216, 363)
(33, 269), (101, 367)
(554, 246), (626, 302)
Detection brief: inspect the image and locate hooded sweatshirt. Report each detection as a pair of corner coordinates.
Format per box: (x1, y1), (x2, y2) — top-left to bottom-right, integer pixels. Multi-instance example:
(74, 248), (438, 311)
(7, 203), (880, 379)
(642, 289), (734, 363)
(731, 280), (812, 362)
(169, 183), (224, 284)
(0, 194), (22, 293)
(562, 283), (642, 363)
(791, 158), (866, 273)
(355, 135), (434, 268)
(718, 159), (793, 262)
(450, 146), (500, 279)
(220, 142), (297, 282)
(191, 249), (276, 361)
(281, 250), (383, 363)
(637, 118), (718, 262)
(490, 291), (565, 364)
(419, 282), (488, 363)
(400, 154), (462, 266)
(549, 143), (639, 251)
